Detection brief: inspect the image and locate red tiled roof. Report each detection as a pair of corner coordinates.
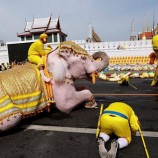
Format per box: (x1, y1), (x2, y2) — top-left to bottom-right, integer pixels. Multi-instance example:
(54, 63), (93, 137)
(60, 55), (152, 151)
(139, 32), (153, 39)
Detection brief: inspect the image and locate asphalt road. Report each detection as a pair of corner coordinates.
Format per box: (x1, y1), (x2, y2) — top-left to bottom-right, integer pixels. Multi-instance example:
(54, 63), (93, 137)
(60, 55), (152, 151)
(0, 78), (158, 158)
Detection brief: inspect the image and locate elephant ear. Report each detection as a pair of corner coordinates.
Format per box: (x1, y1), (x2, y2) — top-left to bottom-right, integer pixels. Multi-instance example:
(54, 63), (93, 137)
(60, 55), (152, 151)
(52, 59), (66, 82)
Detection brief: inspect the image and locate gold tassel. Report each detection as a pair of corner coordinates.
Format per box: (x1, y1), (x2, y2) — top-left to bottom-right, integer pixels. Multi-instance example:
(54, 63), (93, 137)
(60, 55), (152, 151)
(13, 114), (17, 118)
(6, 117), (10, 121)
(0, 120), (3, 125)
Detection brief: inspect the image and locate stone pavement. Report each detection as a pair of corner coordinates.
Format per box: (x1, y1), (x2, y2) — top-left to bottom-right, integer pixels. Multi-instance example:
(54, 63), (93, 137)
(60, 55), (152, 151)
(0, 78), (157, 158)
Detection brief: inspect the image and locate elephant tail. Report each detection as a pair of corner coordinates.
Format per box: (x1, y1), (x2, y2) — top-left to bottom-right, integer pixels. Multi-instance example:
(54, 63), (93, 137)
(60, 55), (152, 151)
(53, 59), (66, 82)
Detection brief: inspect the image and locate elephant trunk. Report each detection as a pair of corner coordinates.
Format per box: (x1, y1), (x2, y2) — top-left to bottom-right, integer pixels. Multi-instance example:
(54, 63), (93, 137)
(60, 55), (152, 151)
(88, 51), (109, 84)
(92, 51), (109, 72)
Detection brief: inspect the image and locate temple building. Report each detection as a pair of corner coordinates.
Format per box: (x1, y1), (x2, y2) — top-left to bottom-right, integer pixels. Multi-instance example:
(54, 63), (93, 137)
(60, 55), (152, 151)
(17, 16), (67, 43)
(129, 18), (153, 41)
(86, 24), (101, 42)
(138, 23), (158, 40)
(138, 17), (158, 40)
(138, 30), (153, 40)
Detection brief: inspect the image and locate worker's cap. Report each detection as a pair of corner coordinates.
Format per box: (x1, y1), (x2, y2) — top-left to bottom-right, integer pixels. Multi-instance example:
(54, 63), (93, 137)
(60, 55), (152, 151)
(39, 33), (48, 40)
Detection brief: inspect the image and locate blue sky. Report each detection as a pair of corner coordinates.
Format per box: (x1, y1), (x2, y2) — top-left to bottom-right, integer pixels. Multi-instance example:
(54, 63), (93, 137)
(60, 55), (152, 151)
(0, 0), (158, 42)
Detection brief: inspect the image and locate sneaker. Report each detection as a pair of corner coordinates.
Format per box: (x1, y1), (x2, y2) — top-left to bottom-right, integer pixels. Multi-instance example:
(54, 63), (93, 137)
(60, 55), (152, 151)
(98, 137), (108, 158)
(108, 139), (119, 158)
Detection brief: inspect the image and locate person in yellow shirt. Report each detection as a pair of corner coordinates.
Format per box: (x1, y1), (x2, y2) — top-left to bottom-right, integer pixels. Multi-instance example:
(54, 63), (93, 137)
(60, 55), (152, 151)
(98, 102), (139, 158)
(151, 33), (158, 86)
(28, 33), (51, 82)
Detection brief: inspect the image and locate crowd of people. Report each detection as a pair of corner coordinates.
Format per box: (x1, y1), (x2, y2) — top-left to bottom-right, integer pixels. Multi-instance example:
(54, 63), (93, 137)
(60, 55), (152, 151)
(0, 60), (27, 72)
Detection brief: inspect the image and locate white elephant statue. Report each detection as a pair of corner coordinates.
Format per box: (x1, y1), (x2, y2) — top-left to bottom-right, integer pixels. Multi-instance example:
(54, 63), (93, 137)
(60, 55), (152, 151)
(0, 41), (109, 131)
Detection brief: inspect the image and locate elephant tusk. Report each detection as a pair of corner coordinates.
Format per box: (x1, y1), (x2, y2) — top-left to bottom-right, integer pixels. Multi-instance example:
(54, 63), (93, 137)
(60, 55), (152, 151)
(90, 72), (96, 84)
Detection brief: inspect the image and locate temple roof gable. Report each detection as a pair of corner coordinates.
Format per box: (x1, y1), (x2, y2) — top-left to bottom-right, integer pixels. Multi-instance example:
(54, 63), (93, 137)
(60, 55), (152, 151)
(32, 17), (51, 29)
(48, 18), (60, 30)
(24, 22), (33, 32)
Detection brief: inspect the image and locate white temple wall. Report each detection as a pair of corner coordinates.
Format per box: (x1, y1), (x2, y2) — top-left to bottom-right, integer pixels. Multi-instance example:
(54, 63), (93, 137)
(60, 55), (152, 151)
(105, 49), (153, 57)
(72, 39), (154, 58)
(0, 39), (154, 64)
(0, 46), (9, 64)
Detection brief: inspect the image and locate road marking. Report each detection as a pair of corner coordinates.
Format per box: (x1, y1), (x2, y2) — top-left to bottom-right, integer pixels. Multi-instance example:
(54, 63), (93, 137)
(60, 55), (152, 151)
(23, 125), (95, 134)
(23, 125), (158, 138)
(94, 93), (158, 96)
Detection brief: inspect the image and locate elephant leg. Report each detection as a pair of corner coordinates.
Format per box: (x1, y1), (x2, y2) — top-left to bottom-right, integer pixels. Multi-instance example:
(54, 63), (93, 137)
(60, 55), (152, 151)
(71, 90), (97, 111)
(75, 85), (90, 91)
(75, 86), (97, 108)
(55, 88), (97, 113)
(0, 113), (22, 132)
(85, 95), (97, 108)
(151, 66), (158, 86)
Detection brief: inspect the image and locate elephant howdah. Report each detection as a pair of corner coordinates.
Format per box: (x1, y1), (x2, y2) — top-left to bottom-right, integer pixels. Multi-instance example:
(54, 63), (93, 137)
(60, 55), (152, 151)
(0, 64), (48, 122)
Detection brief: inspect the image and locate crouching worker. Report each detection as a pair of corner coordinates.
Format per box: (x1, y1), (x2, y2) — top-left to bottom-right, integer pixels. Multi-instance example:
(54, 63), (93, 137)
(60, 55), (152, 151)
(117, 74), (129, 86)
(28, 33), (51, 82)
(98, 102), (139, 158)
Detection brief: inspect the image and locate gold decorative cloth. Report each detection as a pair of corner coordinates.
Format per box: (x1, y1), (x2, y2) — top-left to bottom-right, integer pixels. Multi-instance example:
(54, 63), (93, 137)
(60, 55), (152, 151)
(58, 41), (93, 59)
(0, 63), (47, 121)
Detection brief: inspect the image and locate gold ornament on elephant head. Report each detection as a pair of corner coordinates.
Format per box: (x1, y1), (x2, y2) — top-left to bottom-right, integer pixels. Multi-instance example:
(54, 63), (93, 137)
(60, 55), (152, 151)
(57, 41), (93, 60)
